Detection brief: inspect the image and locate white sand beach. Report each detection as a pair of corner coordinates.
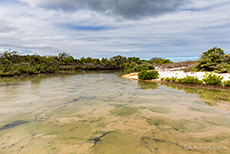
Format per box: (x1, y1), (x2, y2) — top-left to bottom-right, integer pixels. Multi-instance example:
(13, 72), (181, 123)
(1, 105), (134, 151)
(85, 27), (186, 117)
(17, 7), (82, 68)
(124, 67), (230, 82)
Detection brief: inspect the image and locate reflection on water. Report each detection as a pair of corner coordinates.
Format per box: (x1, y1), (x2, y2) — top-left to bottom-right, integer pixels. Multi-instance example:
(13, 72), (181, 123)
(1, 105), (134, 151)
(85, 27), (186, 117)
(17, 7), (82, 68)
(162, 83), (230, 107)
(138, 81), (159, 90)
(0, 72), (230, 154)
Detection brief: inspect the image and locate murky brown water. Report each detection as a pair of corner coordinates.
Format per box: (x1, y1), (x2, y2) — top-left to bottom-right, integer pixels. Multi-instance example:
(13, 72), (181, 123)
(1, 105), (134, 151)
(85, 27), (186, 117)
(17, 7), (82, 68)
(0, 72), (230, 154)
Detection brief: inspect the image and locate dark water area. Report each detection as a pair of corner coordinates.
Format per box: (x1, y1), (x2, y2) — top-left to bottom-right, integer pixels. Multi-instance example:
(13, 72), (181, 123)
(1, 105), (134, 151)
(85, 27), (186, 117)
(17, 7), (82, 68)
(0, 72), (229, 154)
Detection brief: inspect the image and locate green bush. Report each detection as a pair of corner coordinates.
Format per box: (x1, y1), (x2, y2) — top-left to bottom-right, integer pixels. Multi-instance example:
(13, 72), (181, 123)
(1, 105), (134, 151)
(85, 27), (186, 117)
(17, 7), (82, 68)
(203, 73), (223, 85)
(149, 57), (173, 64)
(195, 47), (230, 73)
(134, 62), (155, 71)
(165, 77), (171, 82)
(138, 70), (159, 80)
(177, 75), (203, 84)
(170, 76), (178, 82)
(214, 62), (230, 73)
(224, 81), (230, 87)
(223, 78), (230, 87)
(163, 76), (177, 82)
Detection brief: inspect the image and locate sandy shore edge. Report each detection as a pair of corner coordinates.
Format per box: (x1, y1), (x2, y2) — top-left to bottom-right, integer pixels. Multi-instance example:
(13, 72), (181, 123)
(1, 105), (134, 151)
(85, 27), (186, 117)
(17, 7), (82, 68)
(122, 67), (230, 82)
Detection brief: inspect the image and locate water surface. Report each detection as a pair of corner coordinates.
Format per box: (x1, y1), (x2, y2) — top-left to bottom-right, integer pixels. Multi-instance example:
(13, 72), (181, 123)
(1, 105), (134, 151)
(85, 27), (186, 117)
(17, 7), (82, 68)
(0, 72), (229, 154)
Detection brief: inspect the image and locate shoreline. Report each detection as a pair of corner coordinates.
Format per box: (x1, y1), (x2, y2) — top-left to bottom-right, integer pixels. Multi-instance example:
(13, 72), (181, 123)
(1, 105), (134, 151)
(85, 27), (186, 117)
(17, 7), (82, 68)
(122, 68), (230, 89)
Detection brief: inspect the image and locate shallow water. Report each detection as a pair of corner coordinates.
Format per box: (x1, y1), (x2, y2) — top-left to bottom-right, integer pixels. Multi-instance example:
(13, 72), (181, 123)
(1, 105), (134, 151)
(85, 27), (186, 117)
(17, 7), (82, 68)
(0, 72), (229, 154)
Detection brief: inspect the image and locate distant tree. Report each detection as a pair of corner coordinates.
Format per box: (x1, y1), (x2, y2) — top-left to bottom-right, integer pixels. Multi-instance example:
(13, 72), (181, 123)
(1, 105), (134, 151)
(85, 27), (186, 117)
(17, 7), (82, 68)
(58, 52), (69, 61)
(101, 58), (108, 64)
(63, 56), (75, 64)
(134, 62), (155, 71)
(80, 57), (86, 63)
(57, 52), (75, 64)
(110, 55), (127, 68)
(149, 57), (173, 64)
(126, 57), (141, 64)
(92, 58), (100, 64)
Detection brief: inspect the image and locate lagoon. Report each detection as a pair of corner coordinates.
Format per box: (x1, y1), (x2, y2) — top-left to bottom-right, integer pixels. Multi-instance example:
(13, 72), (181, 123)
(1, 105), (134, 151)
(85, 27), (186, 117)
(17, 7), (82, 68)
(0, 72), (230, 154)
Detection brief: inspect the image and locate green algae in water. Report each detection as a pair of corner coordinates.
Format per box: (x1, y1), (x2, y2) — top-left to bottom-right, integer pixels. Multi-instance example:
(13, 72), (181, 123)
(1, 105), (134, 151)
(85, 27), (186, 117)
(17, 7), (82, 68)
(0, 120), (29, 131)
(146, 117), (169, 127)
(1, 72), (230, 154)
(146, 117), (211, 132)
(111, 106), (138, 116)
(174, 120), (210, 132)
(93, 130), (194, 154)
(93, 131), (148, 154)
(187, 107), (210, 113)
(22, 120), (99, 144)
(201, 116), (230, 128)
(148, 106), (171, 114)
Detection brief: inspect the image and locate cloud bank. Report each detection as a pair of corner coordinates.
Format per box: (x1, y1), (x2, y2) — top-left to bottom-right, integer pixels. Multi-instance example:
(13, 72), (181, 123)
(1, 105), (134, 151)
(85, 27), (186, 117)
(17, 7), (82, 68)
(0, 0), (230, 59)
(20, 0), (191, 19)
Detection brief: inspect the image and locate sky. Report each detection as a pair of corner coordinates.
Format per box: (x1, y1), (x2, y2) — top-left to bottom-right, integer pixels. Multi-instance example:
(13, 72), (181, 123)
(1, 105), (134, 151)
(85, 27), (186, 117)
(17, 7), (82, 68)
(0, 0), (230, 60)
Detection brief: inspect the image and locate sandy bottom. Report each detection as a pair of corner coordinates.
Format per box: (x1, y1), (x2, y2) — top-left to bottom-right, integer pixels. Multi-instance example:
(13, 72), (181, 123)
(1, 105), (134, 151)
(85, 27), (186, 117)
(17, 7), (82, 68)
(0, 73), (229, 154)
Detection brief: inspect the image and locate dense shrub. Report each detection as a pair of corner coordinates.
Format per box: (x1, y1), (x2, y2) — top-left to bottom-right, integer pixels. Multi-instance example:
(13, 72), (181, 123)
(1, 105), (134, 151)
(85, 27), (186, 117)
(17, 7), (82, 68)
(170, 76), (178, 82)
(109, 55), (127, 69)
(84, 63), (98, 70)
(74, 65), (83, 70)
(224, 80), (230, 87)
(138, 70), (159, 80)
(0, 51), (170, 76)
(134, 62), (155, 71)
(163, 76), (203, 84)
(203, 73), (223, 85)
(165, 77), (171, 82)
(162, 74), (230, 87)
(149, 57), (173, 64)
(177, 75), (203, 84)
(213, 62), (230, 73)
(163, 76), (177, 82)
(0, 51), (58, 76)
(194, 47), (230, 73)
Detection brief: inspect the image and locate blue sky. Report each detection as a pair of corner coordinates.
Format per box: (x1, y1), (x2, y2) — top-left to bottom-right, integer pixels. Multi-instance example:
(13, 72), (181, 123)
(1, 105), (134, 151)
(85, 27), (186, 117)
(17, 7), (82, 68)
(0, 0), (230, 60)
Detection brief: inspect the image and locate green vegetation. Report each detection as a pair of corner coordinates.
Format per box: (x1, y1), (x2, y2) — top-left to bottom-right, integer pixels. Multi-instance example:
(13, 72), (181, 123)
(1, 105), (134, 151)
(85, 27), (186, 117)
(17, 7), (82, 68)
(177, 75), (203, 84)
(169, 76), (177, 82)
(162, 73), (230, 86)
(147, 106), (171, 114)
(137, 81), (159, 90)
(111, 106), (138, 116)
(0, 51), (58, 76)
(203, 73), (223, 85)
(163, 76), (203, 84)
(223, 79), (230, 87)
(133, 62), (155, 71)
(138, 70), (159, 80)
(194, 47), (230, 73)
(1, 46), (229, 89)
(164, 83), (230, 103)
(0, 51), (173, 76)
(160, 47), (230, 87)
(149, 57), (173, 64)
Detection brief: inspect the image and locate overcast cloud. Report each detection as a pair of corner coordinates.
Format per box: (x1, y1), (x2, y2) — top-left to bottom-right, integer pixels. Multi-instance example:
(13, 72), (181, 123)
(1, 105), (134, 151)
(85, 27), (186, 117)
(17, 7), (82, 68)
(0, 0), (230, 60)
(19, 0), (191, 19)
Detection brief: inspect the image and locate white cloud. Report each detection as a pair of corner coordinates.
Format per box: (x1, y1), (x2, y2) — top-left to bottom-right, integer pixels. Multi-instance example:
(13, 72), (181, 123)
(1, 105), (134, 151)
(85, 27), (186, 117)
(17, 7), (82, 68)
(0, 0), (230, 59)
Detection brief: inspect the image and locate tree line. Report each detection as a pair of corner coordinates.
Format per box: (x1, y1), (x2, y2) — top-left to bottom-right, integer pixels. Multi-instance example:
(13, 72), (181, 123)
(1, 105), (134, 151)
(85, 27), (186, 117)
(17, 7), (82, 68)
(0, 47), (229, 77)
(0, 51), (172, 76)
